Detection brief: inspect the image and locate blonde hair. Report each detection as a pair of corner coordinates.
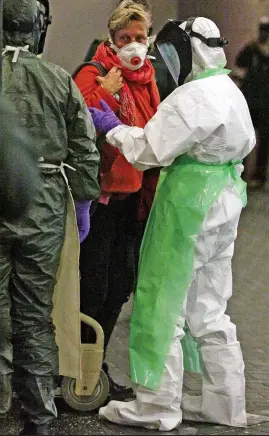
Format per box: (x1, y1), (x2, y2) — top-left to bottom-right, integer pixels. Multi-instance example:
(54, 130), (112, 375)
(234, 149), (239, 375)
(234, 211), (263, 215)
(108, 2), (151, 40)
(117, 0), (152, 13)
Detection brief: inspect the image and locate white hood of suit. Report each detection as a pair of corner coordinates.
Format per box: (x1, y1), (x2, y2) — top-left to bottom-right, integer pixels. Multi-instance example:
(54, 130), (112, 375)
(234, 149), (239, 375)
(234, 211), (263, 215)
(180, 17), (227, 80)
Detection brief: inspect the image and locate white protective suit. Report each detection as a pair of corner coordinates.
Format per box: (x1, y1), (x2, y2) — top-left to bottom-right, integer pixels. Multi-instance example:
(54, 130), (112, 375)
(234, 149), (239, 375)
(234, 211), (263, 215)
(99, 18), (256, 432)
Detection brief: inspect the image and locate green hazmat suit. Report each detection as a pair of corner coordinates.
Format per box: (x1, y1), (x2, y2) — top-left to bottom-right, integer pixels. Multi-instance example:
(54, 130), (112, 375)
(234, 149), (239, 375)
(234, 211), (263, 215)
(0, 97), (40, 221)
(0, 0), (100, 425)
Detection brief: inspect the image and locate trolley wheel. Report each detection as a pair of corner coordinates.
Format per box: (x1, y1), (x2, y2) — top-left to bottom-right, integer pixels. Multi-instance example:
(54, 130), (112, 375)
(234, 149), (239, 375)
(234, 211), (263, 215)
(61, 369), (109, 412)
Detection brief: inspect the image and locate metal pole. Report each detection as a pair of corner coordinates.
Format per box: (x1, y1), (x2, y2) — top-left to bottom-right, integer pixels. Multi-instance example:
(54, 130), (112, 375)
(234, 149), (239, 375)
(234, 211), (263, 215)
(0, 0), (3, 92)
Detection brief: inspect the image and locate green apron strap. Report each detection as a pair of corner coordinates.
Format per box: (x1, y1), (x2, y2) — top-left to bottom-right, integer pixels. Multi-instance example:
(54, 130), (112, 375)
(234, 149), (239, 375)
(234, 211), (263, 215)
(181, 324), (200, 372)
(181, 156), (247, 208)
(193, 67), (231, 81)
(229, 161), (247, 207)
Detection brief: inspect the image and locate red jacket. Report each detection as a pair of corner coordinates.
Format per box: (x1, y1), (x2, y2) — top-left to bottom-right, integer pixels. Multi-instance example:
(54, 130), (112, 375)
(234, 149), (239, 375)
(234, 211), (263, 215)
(75, 64), (160, 220)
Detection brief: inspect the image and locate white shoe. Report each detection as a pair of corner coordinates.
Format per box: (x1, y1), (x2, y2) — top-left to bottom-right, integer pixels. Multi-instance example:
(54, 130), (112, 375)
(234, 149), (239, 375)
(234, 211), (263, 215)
(182, 393), (247, 427)
(99, 399), (182, 431)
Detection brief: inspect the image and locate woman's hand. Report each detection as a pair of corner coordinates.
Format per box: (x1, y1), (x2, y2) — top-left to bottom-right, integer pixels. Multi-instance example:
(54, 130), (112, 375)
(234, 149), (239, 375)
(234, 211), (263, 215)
(96, 66), (123, 95)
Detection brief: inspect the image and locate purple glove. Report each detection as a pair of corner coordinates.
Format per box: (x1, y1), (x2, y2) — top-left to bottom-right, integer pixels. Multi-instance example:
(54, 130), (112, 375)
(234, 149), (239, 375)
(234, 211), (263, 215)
(88, 99), (122, 134)
(74, 200), (92, 243)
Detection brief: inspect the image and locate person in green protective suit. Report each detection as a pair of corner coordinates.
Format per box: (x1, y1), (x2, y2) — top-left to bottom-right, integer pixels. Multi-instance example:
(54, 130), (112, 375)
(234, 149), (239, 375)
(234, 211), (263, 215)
(0, 0), (100, 434)
(0, 98), (40, 221)
(88, 17), (256, 432)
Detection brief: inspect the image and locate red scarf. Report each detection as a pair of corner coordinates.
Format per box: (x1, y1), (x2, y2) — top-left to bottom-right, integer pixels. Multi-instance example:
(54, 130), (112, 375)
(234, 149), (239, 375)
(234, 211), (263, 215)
(93, 42), (159, 125)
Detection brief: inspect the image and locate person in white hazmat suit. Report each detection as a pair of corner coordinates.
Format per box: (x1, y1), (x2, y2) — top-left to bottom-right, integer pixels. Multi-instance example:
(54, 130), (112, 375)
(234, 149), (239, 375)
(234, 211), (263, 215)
(88, 17), (255, 432)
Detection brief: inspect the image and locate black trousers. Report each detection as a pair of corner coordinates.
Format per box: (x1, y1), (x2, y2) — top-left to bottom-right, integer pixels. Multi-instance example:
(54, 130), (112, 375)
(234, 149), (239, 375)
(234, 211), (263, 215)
(250, 110), (269, 183)
(80, 194), (142, 353)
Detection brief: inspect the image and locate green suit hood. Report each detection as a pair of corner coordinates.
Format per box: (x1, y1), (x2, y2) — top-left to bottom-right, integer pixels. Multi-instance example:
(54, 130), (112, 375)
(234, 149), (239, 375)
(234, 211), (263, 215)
(3, 0), (40, 53)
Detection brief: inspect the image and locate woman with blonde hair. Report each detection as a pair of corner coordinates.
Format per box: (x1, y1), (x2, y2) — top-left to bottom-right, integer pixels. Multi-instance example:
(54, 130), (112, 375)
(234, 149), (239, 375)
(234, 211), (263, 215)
(74, 1), (160, 401)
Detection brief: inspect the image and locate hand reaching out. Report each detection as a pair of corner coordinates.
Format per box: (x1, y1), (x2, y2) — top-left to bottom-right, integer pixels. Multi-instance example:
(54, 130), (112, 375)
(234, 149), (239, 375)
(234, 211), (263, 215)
(89, 100), (122, 134)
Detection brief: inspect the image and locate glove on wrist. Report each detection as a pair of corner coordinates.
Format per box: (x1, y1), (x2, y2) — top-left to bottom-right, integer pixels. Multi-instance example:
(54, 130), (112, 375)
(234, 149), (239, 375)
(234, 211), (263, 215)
(74, 200), (92, 243)
(89, 99), (122, 134)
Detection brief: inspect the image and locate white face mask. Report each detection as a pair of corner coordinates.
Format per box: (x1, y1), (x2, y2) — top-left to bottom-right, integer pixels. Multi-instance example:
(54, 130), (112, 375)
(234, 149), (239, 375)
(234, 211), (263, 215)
(110, 41), (149, 70)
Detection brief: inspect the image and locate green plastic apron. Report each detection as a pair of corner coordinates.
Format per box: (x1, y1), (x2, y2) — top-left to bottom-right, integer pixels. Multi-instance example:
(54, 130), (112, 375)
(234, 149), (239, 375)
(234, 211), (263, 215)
(129, 69), (247, 390)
